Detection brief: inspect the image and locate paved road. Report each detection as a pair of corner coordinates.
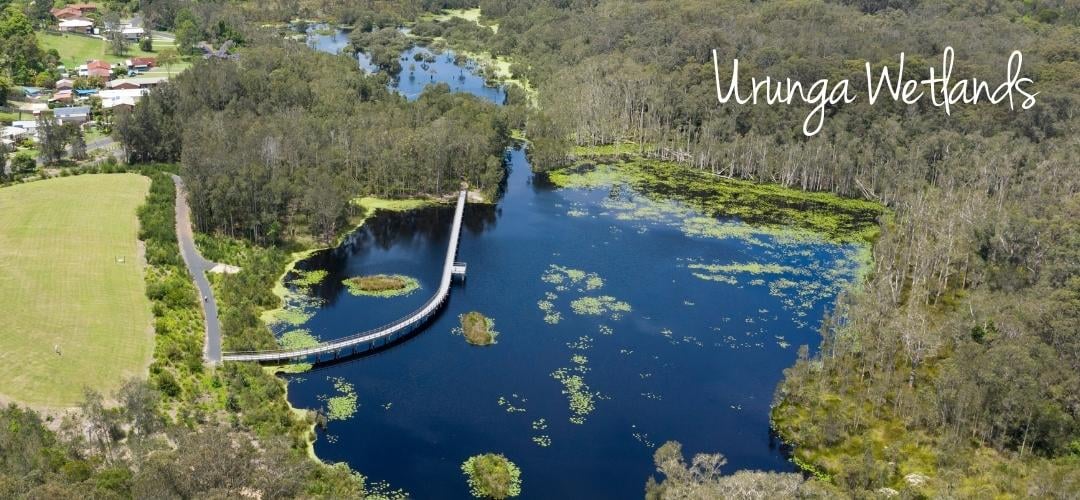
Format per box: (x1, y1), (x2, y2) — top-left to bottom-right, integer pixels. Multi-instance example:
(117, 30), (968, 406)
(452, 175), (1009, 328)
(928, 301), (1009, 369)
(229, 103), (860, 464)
(171, 175), (222, 364)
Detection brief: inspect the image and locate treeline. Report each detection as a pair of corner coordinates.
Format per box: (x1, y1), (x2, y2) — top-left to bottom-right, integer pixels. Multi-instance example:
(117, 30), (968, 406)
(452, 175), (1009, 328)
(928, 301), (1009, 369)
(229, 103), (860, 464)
(0, 383), (367, 498)
(116, 41), (514, 244)
(401, 0), (1080, 496)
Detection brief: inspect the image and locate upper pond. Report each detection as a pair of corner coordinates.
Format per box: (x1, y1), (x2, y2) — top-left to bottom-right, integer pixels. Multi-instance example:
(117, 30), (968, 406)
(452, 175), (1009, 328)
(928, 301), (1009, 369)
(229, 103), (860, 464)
(304, 25), (506, 103)
(284, 38), (865, 498)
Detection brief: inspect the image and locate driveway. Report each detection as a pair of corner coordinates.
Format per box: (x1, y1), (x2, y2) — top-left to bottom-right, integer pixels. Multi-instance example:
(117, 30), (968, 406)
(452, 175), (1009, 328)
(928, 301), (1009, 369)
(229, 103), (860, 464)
(171, 175), (222, 364)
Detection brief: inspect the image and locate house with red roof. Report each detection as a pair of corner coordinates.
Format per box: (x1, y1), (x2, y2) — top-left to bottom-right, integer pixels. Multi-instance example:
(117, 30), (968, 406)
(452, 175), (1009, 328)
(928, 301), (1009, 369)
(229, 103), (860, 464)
(50, 4), (97, 19)
(78, 60), (115, 80)
(126, 57), (156, 72)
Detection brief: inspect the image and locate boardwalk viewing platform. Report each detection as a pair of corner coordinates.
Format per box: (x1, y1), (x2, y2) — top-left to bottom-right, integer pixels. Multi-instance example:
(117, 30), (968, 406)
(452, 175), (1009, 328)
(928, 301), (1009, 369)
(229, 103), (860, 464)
(222, 190), (469, 363)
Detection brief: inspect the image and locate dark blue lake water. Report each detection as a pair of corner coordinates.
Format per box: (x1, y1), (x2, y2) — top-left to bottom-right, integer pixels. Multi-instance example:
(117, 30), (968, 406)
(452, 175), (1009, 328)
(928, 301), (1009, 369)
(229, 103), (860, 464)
(284, 37), (863, 499)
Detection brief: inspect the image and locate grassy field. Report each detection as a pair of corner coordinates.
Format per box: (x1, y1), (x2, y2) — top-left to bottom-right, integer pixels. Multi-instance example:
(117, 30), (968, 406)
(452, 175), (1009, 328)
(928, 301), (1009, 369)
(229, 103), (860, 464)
(37, 32), (157, 68)
(0, 174), (154, 407)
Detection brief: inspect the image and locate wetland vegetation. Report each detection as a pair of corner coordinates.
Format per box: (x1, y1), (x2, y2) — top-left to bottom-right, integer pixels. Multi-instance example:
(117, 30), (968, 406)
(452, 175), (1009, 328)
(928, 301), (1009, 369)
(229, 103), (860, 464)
(461, 453), (522, 499)
(459, 311), (498, 346)
(342, 274), (421, 298)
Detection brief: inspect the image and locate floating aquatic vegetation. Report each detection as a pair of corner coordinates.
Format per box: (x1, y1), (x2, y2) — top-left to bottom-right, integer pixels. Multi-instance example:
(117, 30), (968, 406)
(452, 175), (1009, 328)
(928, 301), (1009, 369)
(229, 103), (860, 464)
(692, 273), (738, 285)
(551, 354), (600, 425)
(538, 265), (626, 324)
(688, 262), (803, 275)
(632, 431), (655, 448)
(567, 209), (588, 217)
(497, 394), (527, 413)
(289, 269), (328, 290)
(641, 392), (663, 401)
(598, 325), (613, 336)
(551, 370), (596, 425)
(548, 158), (884, 244)
(531, 418), (548, 430)
(279, 329), (319, 350)
(532, 435), (552, 447)
(570, 296), (631, 317)
(342, 274), (420, 298)
(382, 402), (393, 410)
(266, 291), (323, 328)
(537, 300), (561, 324)
(541, 270), (565, 285)
(543, 265), (603, 291)
(320, 377), (358, 421)
(566, 335), (593, 350)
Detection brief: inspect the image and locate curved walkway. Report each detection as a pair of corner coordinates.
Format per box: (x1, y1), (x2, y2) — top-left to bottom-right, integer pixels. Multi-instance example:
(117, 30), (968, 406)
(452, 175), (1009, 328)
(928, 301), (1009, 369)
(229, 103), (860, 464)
(222, 190), (468, 363)
(171, 175), (223, 364)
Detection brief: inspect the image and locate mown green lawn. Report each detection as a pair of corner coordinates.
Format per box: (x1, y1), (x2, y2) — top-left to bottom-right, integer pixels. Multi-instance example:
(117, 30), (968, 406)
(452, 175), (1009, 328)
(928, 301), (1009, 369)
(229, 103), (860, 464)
(37, 32), (157, 69)
(0, 174), (154, 407)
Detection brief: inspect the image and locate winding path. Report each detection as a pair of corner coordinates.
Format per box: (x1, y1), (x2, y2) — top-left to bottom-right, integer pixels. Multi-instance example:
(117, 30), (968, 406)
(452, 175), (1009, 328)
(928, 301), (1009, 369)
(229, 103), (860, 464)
(222, 190), (469, 363)
(171, 175), (223, 364)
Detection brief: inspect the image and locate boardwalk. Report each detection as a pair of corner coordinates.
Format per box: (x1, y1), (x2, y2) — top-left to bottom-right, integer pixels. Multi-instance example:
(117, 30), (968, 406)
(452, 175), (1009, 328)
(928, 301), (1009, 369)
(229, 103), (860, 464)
(171, 175), (223, 364)
(222, 190), (469, 363)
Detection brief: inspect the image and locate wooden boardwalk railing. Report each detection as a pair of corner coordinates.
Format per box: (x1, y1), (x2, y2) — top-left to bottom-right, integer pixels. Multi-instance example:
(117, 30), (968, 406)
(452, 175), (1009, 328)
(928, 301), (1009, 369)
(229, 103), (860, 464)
(222, 191), (468, 363)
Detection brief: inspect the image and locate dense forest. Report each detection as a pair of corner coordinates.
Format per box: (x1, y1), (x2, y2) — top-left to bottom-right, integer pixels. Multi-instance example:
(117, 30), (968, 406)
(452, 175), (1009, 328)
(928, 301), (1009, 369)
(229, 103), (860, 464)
(399, 0), (1079, 496)
(116, 41), (515, 244)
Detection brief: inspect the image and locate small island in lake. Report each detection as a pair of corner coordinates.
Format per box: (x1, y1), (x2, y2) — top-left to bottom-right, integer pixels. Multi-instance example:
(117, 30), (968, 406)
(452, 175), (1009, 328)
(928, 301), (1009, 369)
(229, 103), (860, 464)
(342, 274), (420, 297)
(459, 311), (498, 346)
(461, 453), (521, 499)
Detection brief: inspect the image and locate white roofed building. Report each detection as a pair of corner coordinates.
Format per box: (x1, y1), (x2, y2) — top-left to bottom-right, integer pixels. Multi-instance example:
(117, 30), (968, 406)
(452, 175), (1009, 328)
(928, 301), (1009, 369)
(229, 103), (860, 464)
(58, 19), (94, 34)
(99, 88), (149, 108)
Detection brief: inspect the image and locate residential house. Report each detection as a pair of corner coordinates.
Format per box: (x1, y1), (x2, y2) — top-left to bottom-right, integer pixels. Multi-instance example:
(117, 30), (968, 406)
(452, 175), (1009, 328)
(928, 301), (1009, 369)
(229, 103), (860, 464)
(102, 97), (137, 111)
(51, 4), (97, 18)
(58, 18), (94, 34)
(53, 106), (92, 125)
(80, 60), (114, 80)
(1, 126), (28, 144)
(125, 57), (156, 72)
(121, 26), (146, 41)
(107, 76), (167, 90)
(55, 78), (74, 90)
(99, 88), (148, 109)
(50, 89), (74, 103)
(74, 88), (99, 100)
(12, 120), (39, 139)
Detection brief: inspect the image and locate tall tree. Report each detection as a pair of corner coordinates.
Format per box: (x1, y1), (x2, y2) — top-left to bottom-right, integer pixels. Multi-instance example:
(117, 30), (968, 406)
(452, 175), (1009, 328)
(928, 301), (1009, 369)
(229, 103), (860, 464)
(36, 112), (68, 164)
(68, 124), (87, 160)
